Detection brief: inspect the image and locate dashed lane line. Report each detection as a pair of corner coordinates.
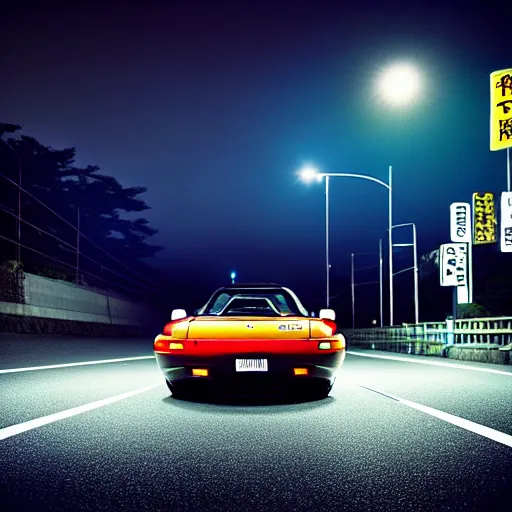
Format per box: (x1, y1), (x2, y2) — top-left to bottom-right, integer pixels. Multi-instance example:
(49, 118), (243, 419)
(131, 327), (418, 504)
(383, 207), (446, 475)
(348, 351), (512, 376)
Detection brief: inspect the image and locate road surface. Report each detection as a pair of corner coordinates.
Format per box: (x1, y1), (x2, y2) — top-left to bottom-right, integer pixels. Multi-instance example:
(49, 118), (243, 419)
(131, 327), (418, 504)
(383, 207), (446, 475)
(1, 334), (511, 511)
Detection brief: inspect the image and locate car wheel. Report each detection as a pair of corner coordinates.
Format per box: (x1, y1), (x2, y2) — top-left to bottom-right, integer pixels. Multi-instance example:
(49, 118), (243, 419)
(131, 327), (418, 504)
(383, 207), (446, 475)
(316, 381), (333, 399)
(166, 380), (185, 399)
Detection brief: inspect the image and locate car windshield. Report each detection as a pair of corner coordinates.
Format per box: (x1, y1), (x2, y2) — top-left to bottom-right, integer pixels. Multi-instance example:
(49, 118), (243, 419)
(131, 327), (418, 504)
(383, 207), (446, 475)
(197, 287), (308, 317)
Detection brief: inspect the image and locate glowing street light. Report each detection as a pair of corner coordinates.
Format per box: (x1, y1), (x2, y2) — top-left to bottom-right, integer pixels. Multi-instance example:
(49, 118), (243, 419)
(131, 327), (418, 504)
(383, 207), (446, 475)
(298, 164), (392, 320)
(299, 166), (322, 183)
(378, 63), (421, 106)
(230, 271), (236, 284)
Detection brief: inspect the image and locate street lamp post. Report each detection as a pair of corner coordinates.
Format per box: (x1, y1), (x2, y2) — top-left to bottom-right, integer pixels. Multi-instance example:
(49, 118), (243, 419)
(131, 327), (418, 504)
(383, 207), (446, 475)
(350, 253), (354, 328)
(379, 238), (383, 328)
(325, 176), (330, 308)
(388, 166), (393, 326)
(391, 222), (419, 324)
(230, 271), (236, 284)
(299, 166), (394, 325)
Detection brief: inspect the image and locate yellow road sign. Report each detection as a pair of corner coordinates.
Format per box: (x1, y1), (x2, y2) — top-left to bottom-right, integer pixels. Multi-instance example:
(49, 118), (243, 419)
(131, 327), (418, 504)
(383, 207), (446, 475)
(472, 192), (497, 244)
(490, 68), (512, 151)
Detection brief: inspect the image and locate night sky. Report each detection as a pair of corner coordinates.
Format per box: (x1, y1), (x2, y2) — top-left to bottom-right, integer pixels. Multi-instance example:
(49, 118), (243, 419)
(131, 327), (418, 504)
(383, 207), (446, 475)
(1, 0), (510, 309)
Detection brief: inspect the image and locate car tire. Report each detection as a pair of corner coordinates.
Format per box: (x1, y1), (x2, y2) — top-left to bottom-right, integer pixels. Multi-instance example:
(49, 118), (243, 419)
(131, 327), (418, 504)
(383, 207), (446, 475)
(166, 380), (185, 399)
(316, 381), (333, 399)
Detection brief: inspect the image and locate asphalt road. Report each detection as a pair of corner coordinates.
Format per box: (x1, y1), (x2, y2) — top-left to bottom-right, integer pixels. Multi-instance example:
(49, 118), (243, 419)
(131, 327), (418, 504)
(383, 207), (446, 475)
(1, 334), (511, 512)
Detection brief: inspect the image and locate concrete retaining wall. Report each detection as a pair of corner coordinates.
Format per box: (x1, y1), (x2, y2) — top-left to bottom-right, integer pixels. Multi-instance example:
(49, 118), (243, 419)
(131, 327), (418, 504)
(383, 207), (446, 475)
(446, 345), (511, 365)
(0, 272), (164, 329)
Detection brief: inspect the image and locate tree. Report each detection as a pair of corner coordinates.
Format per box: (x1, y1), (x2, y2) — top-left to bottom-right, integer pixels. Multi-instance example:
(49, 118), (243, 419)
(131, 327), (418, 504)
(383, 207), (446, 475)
(62, 169), (162, 260)
(0, 123), (163, 290)
(457, 303), (490, 319)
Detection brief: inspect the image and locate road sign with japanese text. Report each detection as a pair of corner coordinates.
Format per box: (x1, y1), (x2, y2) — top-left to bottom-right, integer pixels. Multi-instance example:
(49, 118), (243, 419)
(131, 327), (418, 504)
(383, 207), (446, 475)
(440, 243), (467, 287)
(472, 192), (497, 244)
(450, 202), (471, 243)
(490, 68), (512, 151)
(500, 191), (512, 252)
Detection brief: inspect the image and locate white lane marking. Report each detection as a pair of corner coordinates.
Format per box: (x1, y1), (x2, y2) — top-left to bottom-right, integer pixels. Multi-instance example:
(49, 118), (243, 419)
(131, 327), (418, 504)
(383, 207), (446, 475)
(347, 351), (512, 376)
(0, 383), (162, 441)
(0, 355), (156, 374)
(358, 384), (512, 449)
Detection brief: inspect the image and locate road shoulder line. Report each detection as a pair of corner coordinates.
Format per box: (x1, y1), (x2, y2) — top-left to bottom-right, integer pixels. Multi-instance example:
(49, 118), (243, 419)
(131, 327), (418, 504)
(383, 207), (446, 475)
(358, 384), (512, 449)
(347, 351), (512, 376)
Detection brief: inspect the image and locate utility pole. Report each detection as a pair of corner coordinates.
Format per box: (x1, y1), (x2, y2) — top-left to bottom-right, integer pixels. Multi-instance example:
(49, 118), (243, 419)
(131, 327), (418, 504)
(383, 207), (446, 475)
(17, 158), (21, 263)
(379, 238), (383, 327)
(76, 205), (80, 285)
(351, 253), (355, 329)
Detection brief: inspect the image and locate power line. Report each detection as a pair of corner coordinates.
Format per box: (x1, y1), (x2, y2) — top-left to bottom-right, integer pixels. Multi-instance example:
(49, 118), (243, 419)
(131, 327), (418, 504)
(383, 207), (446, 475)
(0, 233), (155, 299)
(0, 170), (174, 294)
(354, 264), (379, 272)
(0, 202), (181, 299)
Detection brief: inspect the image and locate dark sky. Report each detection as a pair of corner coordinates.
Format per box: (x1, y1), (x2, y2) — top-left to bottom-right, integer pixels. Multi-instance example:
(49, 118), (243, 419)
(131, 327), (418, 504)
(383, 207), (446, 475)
(1, 0), (510, 305)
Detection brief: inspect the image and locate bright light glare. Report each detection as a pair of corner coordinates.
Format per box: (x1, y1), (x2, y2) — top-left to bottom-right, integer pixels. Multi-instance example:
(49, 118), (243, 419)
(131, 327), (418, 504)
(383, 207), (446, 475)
(378, 64), (421, 105)
(230, 272), (236, 279)
(299, 166), (319, 183)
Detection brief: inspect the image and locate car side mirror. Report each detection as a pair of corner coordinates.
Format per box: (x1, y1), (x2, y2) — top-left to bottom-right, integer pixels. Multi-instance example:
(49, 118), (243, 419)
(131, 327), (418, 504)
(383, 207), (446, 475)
(319, 309), (335, 321)
(171, 309), (187, 321)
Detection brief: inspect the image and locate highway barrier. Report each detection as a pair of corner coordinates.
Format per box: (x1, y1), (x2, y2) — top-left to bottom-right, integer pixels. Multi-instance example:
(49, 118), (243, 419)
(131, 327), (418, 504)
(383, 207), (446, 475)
(0, 270), (168, 336)
(342, 317), (512, 365)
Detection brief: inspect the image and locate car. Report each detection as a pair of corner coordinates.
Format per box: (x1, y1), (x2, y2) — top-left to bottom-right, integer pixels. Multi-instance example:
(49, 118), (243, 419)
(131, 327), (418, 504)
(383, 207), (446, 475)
(153, 283), (346, 399)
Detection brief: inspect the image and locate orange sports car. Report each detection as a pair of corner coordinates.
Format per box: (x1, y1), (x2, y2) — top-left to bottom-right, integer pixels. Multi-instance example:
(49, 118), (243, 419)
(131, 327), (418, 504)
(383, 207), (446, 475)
(154, 284), (346, 399)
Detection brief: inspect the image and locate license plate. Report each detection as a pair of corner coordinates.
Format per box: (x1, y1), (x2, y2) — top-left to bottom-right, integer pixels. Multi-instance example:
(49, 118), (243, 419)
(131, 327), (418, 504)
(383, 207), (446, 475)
(235, 359), (268, 372)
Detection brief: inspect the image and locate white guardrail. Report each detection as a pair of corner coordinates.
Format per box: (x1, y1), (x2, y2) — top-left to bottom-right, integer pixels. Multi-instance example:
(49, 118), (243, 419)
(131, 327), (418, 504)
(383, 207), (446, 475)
(343, 316), (512, 347)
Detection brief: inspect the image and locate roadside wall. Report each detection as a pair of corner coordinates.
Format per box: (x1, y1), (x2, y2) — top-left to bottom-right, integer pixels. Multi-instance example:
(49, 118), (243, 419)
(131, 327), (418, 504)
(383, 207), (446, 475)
(0, 271), (167, 335)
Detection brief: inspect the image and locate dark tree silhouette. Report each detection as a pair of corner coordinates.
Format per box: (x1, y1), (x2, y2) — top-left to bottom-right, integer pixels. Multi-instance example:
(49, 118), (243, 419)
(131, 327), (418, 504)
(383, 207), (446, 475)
(0, 123), (162, 289)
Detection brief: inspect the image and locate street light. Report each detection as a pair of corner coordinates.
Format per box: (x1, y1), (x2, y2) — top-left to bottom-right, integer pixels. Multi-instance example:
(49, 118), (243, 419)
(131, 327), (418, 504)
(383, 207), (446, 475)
(378, 63), (421, 106)
(299, 165), (394, 325)
(299, 166), (323, 183)
(230, 271), (236, 284)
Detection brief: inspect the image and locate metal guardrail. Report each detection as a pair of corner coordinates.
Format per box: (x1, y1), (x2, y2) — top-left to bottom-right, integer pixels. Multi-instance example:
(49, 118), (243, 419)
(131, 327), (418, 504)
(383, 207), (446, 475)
(344, 316), (512, 347)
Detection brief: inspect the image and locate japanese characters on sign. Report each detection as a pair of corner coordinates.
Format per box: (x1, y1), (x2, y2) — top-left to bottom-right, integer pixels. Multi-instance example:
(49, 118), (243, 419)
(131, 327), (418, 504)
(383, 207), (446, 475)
(490, 68), (512, 151)
(440, 243), (467, 287)
(472, 192), (497, 245)
(449, 202), (471, 243)
(500, 192), (512, 253)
